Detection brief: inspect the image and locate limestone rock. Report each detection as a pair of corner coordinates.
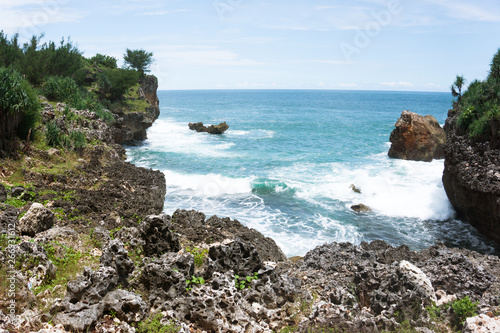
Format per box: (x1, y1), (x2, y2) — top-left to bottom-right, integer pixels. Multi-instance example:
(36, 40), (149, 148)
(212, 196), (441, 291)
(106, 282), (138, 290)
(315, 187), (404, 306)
(388, 110), (446, 162)
(100, 240), (135, 286)
(188, 121), (229, 134)
(0, 184), (6, 202)
(442, 106), (500, 242)
(463, 314), (500, 333)
(102, 289), (148, 323)
(172, 209), (287, 262)
(18, 203), (55, 236)
(11, 186), (25, 197)
(139, 214), (180, 257)
(140, 252), (194, 307)
(206, 238), (263, 278)
(0, 207), (18, 234)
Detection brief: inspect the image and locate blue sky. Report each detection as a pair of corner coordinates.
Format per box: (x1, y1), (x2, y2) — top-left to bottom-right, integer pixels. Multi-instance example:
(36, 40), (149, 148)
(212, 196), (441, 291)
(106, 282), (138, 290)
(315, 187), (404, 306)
(1, 0), (499, 91)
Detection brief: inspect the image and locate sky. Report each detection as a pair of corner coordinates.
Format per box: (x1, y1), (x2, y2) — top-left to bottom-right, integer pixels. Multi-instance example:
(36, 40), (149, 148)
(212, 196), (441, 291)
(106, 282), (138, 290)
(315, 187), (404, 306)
(1, 0), (499, 91)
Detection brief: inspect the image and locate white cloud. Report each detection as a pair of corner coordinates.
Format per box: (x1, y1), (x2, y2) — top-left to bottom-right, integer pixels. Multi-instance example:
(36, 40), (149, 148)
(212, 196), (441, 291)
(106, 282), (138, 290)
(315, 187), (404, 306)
(426, 0), (500, 22)
(0, 6), (85, 35)
(380, 81), (415, 88)
(156, 45), (263, 66)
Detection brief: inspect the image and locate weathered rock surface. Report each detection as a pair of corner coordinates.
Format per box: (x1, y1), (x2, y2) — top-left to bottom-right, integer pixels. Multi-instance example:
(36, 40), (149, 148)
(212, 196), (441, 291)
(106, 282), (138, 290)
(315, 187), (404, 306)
(388, 110), (446, 162)
(17, 203), (55, 236)
(463, 314), (500, 333)
(189, 121), (229, 134)
(172, 209), (287, 262)
(0, 184), (6, 202)
(0, 206), (17, 234)
(296, 240), (500, 332)
(139, 214), (180, 257)
(443, 107), (500, 242)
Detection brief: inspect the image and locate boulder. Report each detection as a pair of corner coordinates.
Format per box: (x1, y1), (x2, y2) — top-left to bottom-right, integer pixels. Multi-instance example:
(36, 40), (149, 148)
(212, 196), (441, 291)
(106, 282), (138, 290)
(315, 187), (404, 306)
(388, 110), (446, 162)
(18, 203), (55, 236)
(188, 122), (229, 134)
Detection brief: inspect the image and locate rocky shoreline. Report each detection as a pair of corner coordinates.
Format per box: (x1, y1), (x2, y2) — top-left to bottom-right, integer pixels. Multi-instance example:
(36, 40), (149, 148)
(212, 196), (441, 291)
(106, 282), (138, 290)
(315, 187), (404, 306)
(1, 84), (500, 332)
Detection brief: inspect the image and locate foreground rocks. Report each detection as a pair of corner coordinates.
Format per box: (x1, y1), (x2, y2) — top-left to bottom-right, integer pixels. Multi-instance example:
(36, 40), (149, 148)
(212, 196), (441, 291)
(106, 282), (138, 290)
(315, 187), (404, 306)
(388, 110), (446, 162)
(443, 107), (500, 242)
(189, 121), (229, 134)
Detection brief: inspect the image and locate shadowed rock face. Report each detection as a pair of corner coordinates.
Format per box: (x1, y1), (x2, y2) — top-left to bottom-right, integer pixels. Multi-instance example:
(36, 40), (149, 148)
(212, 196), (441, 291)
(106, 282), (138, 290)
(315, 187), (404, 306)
(188, 121), (229, 134)
(388, 110), (446, 162)
(442, 108), (500, 242)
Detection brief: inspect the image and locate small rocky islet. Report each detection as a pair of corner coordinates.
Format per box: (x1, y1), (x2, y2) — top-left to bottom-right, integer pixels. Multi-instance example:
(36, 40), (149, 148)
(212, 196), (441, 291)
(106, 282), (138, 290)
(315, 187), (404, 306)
(1, 54), (500, 332)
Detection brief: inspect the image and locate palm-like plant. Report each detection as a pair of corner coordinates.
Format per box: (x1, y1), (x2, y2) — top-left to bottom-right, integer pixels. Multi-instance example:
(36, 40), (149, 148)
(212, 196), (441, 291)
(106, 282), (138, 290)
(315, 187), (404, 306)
(451, 75), (466, 100)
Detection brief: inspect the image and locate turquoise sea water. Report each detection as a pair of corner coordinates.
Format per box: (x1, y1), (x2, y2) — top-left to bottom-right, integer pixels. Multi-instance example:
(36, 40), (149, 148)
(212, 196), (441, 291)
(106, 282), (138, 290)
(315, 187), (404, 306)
(126, 90), (498, 257)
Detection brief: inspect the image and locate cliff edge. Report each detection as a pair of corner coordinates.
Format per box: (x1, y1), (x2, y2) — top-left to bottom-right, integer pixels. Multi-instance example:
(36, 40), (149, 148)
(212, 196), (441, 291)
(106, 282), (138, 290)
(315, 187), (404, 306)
(442, 106), (500, 241)
(113, 75), (161, 143)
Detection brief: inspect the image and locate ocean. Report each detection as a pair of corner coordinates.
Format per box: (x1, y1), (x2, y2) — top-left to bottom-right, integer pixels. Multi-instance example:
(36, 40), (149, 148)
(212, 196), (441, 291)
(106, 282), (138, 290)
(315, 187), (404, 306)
(126, 90), (498, 257)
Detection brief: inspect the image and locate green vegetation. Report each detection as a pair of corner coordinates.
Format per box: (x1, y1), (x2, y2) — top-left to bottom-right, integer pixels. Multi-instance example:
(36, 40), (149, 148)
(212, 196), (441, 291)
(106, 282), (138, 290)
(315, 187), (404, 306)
(136, 313), (179, 333)
(185, 275), (205, 291)
(186, 246), (208, 267)
(0, 30), (154, 156)
(34, 241), (99, 296)
(451, 296), (478, 326)
(234, 272), (259, 290)
(455, 48), (500, 139)
(124, 49), (154, 77)
(0, 67), (40, 151)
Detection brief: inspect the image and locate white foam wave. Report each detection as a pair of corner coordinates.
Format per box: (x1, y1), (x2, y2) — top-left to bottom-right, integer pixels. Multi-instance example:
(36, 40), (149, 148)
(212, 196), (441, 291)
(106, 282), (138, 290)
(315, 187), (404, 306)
(146, 119), (236, 157)
(272, 157), (454, 221)
(226, 129), (275, 139)
(162, 169), (252, 197)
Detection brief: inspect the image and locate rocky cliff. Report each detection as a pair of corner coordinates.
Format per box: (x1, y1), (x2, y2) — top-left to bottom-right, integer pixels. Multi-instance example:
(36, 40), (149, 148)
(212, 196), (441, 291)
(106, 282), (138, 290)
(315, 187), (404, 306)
(442, 107), (500, 242)
(112, 75), (160, 143)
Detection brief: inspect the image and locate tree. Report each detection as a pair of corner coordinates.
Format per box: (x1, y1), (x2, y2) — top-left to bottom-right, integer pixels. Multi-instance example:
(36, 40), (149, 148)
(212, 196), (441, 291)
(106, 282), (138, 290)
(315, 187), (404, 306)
(123, 49), (153, 76)
(451, 75), (466, 100)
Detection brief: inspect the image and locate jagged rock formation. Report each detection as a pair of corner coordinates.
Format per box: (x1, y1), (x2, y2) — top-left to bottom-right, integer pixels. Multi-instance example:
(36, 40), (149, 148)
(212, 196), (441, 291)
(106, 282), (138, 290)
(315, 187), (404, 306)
(388, 110), (446, 162)
(171, 209), (287, 262)
(189, 121), (229, 134)
(442, 108), (500, 242)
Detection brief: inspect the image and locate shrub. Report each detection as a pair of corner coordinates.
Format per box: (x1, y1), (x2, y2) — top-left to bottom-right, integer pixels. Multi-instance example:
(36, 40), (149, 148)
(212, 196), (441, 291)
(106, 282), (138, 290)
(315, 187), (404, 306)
(0, 67), (39, 151)
(451, 296), (478, 326)
(42, 76), (81, 102)
(103, 68), (139, 101)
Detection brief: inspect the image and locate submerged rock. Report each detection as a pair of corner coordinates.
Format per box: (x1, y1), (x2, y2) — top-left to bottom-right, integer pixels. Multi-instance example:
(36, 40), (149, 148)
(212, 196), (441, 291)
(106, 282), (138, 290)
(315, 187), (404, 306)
(351, 203), (372, 213)
(188, 121), (229, 134)
(388, 110), (446, 162)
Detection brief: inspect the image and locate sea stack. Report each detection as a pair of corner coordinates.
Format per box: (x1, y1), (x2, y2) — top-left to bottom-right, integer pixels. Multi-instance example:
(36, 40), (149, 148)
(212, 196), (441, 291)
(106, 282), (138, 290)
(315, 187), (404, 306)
(189, 121), (229, 134)
(388, 110), (446, 162)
